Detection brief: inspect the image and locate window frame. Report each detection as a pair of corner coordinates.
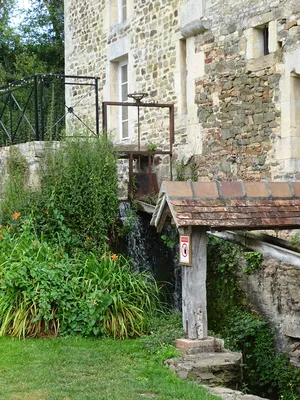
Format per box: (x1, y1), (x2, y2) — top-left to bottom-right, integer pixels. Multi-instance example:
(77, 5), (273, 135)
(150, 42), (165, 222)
(119, 60), (129, 140)
(118, 0), (127, 23)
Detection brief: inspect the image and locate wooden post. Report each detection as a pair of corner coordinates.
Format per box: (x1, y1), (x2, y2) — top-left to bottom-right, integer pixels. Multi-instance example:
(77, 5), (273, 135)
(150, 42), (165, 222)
(181, 227), (208, 340)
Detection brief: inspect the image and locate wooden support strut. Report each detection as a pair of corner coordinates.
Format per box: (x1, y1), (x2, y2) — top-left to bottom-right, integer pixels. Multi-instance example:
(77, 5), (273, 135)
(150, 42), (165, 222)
(181, 227), (208, 340)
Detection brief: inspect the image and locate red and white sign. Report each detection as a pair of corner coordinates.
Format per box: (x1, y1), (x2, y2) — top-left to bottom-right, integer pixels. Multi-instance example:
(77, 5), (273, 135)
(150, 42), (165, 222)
(179, 234), (192, 265)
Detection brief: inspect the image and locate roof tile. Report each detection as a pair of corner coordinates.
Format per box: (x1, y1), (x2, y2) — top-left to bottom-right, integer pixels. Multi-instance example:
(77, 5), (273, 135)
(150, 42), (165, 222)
(291, 182), (300, 197)
(218, 181), (244, 198)
(152, 181), (300, 231)
(268, 182), (293, 198)
(192, 182), (218, 198)
(163, 181), (193, 197)
(244, 182), (269, 198)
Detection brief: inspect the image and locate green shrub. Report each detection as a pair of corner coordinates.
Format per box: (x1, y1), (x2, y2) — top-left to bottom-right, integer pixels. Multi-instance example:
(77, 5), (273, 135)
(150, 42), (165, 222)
(207, 236), (243, 333)
(0, 218), (163, 339)
(141, 313), (184, 355)
(36, 136), (119, 250)
(207, 237), (300, 399)
(243, 251), (263, 275)
(0, 147), (32, 224)
(221, 310), (300, 399)
(0, 136), (120, 252)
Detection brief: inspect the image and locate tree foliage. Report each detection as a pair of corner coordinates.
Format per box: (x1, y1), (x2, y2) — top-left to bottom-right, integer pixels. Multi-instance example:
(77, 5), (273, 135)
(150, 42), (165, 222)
(0, 0), (64, 86)
(20, 0), (64, 73)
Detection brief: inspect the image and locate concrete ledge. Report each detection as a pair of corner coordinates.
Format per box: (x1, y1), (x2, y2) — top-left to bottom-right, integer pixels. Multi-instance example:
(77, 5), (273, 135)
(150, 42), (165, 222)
(176, 337), (224, 355)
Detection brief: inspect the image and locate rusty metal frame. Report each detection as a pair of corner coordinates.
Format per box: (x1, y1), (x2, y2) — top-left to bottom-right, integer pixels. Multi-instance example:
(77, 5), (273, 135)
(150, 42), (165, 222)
(102, 101), (174, 151)
(102, 101), (175, 199)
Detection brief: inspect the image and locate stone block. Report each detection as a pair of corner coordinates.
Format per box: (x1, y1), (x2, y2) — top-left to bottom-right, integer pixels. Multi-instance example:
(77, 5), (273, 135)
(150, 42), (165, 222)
(166, 352), (242, 389)
(176, 337), (224, 355)
(285, 20), (298, 30)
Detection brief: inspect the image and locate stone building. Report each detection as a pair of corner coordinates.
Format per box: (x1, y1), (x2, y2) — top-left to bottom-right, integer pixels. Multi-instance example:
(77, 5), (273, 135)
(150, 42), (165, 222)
(65, 0), (300, 182)
(63, 0), (300, 357)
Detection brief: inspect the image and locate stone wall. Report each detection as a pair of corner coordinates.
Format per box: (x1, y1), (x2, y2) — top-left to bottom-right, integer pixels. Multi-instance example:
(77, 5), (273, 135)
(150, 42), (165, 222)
(193, 0), (300, 181)
(241, 257), (300, 364)
(0, 142), (54, 198)
(65, 0), (183, 150)
(65, 0), (300, 181)
(0, 142), (130, 202)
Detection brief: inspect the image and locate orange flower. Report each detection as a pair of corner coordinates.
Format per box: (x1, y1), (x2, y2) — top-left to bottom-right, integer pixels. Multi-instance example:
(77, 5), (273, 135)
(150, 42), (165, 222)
(111, 254), (118, 261)
(101, 253), (108, 260)
(0, 233), (3, 240)
(12, 212), (21, 220)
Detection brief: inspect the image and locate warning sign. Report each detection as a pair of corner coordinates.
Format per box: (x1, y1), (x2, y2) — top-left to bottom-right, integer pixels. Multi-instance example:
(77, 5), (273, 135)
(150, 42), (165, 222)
(179, 234), (192, 266)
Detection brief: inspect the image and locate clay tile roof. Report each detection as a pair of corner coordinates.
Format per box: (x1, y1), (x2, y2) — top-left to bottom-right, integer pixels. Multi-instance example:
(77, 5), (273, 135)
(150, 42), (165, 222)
(150, 181), (300, 232)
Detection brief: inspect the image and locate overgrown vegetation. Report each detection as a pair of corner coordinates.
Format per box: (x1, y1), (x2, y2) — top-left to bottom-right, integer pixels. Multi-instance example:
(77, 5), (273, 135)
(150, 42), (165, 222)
(141, 313), (184, 359)
(175, 157), (198, 182)
(0, 218), (162, 339)
(207, 236), (300, 400)
(1, 137), (119, 252)
(0, 137), (164, 339)
(0, 146), (31, 221)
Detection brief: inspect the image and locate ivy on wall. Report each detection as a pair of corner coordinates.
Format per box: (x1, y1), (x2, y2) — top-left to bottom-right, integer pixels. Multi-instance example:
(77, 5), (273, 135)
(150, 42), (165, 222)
(207, 236), (300, 400)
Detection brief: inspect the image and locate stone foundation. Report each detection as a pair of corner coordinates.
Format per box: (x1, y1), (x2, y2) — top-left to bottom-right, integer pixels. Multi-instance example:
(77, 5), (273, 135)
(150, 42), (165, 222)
(166, 352), (243, 389)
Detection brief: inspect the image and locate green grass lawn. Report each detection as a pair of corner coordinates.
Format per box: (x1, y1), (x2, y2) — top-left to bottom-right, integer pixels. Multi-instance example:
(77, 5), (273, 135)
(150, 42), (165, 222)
(0, 337), (220, 400)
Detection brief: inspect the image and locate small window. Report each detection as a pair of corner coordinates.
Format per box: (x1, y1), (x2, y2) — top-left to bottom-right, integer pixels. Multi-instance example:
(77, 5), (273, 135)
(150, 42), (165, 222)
(246, 23), (274, 59)
(119, 62), (128, 139)
(263, 25), (269, 56)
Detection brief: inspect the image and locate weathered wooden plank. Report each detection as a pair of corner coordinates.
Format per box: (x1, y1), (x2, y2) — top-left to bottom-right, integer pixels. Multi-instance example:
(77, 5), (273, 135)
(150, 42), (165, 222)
(171, 204), (300, 213)
(170, 199), (300, 207)
(176, 217), (300, 227)
(173, 211), (300, 220)
(182, 227), (207, 340)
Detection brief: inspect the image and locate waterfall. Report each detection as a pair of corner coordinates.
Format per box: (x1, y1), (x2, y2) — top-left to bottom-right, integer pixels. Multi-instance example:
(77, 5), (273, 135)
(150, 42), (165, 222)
(119, 202), (181, 310)
(119, 201), (151, 273)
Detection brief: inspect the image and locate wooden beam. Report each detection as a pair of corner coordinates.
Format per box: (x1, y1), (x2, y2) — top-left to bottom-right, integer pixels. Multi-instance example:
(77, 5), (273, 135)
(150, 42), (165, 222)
(182, 227), (208, 339)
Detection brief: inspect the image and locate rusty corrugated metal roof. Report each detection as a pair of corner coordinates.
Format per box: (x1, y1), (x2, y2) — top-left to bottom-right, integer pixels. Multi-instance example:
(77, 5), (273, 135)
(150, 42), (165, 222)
(150, 181), (300, 232)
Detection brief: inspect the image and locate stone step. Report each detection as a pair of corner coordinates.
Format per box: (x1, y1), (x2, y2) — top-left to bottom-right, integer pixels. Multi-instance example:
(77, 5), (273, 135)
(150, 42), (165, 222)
(205, 386), (270, 400)
(176, 337), (225, 355)
(166, 351), (243, 389)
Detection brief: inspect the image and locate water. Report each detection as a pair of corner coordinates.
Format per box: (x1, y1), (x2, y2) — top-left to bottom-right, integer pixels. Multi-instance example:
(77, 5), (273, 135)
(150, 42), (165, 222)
(119, 202), (181, 310)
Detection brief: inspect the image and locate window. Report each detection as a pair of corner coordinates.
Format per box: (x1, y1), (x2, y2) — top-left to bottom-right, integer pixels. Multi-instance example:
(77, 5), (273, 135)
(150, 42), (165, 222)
(263, 25), (269, 56)
(119, 62), (128, 139)
(246, 20), (278, 59)
(119, 0), (127, 23)
(179, 39), (187, 115)
(108, 0), (133, 26)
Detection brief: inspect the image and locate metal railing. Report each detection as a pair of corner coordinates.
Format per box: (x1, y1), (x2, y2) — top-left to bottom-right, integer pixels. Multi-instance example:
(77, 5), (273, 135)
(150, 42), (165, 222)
(0, 74), (100, 146)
